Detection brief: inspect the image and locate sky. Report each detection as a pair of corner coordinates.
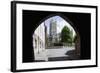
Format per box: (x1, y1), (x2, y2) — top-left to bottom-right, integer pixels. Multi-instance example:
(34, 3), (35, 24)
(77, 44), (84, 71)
(41, 16), (76, 37)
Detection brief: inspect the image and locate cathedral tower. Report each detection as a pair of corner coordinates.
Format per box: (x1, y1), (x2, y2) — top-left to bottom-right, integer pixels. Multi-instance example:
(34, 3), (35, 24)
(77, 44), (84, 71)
(49, 19), (57, 45)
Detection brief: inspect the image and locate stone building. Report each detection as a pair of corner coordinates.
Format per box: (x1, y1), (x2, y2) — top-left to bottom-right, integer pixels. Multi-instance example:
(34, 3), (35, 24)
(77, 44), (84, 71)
(32, 23), (48, 61)
(49, 19), (57, 46)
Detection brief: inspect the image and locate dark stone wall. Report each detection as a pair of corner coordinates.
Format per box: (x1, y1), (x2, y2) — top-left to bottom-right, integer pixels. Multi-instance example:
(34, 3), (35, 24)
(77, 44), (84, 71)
(23, 10), (91, 62)
(75, 34), (80, 56)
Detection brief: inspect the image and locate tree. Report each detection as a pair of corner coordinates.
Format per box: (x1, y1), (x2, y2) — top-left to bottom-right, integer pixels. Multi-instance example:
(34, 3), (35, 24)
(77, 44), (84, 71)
(61, 26), (73, 44)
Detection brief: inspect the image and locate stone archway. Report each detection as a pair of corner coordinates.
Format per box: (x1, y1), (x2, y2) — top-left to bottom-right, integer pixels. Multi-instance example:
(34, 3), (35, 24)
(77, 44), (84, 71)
(33, 14), (81, 61)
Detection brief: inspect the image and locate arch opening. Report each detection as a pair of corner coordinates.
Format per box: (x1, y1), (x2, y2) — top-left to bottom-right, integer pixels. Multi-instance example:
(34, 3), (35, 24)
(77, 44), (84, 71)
(32, 14), (80, 62)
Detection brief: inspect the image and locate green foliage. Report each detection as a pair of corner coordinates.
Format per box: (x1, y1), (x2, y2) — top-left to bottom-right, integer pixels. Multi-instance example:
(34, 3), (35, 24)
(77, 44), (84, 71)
(61, 26), (73, 44)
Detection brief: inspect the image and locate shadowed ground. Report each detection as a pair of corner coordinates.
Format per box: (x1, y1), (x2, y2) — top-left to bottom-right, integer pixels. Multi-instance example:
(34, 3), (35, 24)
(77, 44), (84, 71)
(34, 46), (80, 62)
(47, 47), (80, 61)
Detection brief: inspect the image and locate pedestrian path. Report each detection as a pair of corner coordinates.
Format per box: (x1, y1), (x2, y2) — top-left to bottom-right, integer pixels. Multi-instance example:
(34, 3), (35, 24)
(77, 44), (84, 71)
(46, 47), (75, 58)
(34, 46), (75, 61)
(34, 50), (48, 61)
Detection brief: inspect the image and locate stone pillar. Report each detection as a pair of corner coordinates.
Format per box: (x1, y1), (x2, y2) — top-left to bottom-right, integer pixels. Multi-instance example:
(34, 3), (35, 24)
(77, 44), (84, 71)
(75, 33), (80, 57)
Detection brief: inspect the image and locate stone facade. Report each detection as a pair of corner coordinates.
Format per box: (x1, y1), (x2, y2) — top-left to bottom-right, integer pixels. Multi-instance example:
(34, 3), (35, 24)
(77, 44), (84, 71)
(49, 19), (57, 45)
(32, 23), (48, 61)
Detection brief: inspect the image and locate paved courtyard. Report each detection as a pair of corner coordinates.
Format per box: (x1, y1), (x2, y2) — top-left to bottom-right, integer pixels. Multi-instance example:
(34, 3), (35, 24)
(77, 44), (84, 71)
(34, 46), (76, 61)
(46, 46), (75, 58)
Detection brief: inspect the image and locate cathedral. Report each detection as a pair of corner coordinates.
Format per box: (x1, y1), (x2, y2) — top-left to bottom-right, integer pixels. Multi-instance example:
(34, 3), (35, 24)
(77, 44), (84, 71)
(49, 19), (58, 46)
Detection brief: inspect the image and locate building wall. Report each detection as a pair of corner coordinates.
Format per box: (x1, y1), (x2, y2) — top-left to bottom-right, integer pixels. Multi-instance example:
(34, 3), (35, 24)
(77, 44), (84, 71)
(32, 23), (47, 61)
